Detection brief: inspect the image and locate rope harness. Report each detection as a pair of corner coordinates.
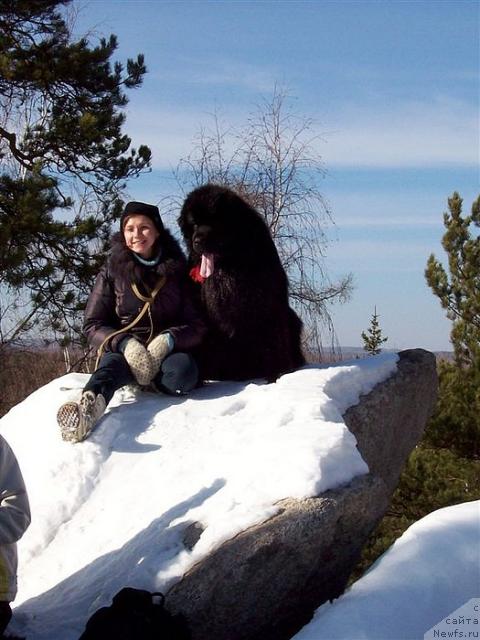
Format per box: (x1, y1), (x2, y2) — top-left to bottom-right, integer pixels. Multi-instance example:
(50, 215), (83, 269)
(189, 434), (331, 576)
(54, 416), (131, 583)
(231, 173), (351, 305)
(94, 275), (166, 370)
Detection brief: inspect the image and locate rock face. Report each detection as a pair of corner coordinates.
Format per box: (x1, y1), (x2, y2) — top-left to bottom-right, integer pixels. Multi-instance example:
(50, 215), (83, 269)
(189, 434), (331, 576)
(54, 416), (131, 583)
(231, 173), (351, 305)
(343, 348), (438, 494)
(165, 349), (438, 640)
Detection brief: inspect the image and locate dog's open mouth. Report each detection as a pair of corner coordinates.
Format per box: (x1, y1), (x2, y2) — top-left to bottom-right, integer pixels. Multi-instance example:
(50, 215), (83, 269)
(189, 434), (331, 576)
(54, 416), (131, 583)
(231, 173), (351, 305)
(200, 253), (215, 278)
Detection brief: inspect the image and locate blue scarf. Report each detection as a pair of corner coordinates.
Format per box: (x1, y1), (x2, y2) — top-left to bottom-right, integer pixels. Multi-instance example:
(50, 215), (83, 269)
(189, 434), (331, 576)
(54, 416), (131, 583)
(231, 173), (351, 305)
(132, 248), (162, 267)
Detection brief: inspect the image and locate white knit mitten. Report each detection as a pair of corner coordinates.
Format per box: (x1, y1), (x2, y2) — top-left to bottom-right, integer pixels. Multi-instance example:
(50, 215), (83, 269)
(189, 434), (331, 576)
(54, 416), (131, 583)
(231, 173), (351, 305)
(123, 338), (154, 386)
(147, 333), (173, 375)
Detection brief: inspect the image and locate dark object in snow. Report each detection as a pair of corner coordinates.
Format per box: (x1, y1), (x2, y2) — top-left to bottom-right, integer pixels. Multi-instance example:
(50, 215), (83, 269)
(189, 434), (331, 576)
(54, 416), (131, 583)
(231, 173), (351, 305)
(79, 587), (191, 640)
(178, 184), (305, 382)
(165, 349), (438, 640)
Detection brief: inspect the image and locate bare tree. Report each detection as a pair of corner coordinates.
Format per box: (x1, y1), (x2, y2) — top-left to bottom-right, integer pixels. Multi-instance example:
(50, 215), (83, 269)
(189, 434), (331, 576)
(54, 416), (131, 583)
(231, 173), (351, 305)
(175, 88), (353, 357)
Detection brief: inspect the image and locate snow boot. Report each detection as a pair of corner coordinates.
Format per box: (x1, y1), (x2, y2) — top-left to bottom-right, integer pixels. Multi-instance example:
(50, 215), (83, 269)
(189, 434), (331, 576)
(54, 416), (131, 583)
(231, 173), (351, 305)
(57, 391), (106, 443)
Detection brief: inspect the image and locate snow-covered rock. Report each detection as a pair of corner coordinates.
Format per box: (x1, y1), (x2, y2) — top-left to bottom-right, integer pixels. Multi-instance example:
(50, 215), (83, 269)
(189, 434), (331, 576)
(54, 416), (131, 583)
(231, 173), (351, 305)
(344, 348), (439, 492)
(165, 349), (438, 640)
(0, 350), (437, 639)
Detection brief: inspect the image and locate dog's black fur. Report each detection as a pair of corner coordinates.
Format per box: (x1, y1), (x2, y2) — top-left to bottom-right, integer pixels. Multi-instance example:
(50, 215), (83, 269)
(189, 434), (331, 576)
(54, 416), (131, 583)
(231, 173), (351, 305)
(178, 184), (305, 381)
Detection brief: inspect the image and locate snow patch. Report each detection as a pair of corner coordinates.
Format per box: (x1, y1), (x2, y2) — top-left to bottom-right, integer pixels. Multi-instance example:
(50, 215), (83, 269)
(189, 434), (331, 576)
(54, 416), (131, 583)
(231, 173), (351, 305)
(0, 354), (401, 639)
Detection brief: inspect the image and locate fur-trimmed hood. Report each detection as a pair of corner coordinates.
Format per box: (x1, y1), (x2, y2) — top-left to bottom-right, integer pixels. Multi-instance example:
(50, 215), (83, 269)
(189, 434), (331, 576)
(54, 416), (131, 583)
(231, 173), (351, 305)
(107, 228), (187, 285)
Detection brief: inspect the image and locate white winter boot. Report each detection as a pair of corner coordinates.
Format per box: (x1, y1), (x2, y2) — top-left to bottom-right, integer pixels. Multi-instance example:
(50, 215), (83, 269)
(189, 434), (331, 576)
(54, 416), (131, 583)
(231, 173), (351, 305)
(57, 390), (106, 443)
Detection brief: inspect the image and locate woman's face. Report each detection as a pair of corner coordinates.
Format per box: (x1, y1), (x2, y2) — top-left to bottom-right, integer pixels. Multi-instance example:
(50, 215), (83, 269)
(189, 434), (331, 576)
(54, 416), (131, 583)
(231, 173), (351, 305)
(123, 214), (160, 259)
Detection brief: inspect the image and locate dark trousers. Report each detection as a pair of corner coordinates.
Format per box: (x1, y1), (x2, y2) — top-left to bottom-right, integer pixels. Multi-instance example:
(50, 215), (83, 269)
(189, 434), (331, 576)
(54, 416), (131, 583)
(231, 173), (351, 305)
(0, 601), (11, 636)
(84, 352), (198, 405)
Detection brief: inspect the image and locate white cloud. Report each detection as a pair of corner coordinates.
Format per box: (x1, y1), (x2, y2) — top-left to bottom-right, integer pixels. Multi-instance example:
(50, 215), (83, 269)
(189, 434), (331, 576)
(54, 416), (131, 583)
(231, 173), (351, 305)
(187, 61), (275, 94)
(316, 97), (478, 168)
(328, 238), (433, 271)
(334, 217), (440, 227)
(148, 55), (277, 94)
(124, 103), (249, 170)
(123, 95), (478, 172)
(323, 190), (453, 229)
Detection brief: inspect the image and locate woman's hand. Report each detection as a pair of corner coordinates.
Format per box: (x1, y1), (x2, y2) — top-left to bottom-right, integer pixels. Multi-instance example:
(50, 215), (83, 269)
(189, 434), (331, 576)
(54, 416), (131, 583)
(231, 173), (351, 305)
(122, 338), (155, 386)
(147, 333), (174, 374)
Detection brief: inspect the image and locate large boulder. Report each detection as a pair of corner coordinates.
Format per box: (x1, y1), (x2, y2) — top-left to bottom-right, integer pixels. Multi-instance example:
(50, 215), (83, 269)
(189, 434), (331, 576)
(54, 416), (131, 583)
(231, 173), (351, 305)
(165, 349), (438, 640)
(343, 348), (439, 494)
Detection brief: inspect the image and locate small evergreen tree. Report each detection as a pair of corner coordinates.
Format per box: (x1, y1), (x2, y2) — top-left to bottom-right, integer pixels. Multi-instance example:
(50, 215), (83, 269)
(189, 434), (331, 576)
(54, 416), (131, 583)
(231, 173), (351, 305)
(425, 192), (480, 459)
(361, 306), (388, 355)
(353, 194), (479, 583)
(425, 192), (480, 367)
(425, 192), (480, 458)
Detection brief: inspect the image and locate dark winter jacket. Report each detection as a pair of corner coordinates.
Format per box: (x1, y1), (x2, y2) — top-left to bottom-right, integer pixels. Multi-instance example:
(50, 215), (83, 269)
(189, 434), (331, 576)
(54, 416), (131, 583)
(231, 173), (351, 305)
(83, 230), (207, 354)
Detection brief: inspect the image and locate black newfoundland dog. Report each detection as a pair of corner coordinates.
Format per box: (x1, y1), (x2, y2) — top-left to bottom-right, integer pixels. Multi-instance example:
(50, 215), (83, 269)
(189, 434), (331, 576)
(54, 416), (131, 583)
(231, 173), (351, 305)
(178, 184), (305, 382)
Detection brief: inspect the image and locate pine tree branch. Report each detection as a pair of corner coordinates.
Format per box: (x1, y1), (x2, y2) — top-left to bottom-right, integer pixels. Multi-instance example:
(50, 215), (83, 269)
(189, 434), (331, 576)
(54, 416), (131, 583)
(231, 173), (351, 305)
(0, 125), (34, 169)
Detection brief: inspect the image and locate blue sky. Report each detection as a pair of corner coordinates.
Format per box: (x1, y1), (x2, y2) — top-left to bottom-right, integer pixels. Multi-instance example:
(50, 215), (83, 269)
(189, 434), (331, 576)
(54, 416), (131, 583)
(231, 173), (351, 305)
(75, 0), (478, 351)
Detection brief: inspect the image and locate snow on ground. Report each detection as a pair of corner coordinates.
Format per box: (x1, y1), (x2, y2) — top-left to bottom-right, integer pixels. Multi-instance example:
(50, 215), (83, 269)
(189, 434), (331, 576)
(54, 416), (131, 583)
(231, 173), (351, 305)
(0, 353), (397, 639)
(293, 500), (480, 640)
(1, 351), (477, 640)
(0, 352), (401, 639)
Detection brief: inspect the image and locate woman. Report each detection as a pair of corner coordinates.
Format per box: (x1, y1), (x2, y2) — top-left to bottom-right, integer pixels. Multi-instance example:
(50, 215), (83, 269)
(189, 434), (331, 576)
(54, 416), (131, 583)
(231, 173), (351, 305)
(57, 201), (206, 443)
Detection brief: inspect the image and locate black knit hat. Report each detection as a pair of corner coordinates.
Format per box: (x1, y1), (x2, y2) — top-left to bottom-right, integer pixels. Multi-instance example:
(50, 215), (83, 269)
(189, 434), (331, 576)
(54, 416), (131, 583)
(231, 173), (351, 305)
(120, 201), (164, 233)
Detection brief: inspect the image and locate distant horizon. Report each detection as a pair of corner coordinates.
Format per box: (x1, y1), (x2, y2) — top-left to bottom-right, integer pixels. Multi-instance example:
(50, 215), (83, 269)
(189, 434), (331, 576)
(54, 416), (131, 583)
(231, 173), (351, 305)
(6, 340), (453, 358)
(330, 345), (452, 354)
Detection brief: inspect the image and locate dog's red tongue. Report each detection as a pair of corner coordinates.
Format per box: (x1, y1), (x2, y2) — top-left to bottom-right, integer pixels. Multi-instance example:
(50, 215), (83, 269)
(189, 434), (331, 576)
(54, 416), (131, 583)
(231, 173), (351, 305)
(200, 253), (214, 278)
